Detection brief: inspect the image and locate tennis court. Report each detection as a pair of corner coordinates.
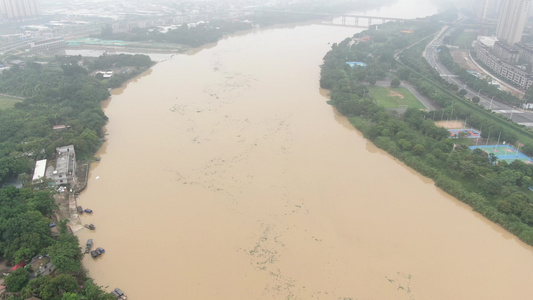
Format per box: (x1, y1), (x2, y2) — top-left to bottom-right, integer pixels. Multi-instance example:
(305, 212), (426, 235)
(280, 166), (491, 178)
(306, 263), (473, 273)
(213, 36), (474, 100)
(448, 128), (480, 138)
(469, 144), (533, 164)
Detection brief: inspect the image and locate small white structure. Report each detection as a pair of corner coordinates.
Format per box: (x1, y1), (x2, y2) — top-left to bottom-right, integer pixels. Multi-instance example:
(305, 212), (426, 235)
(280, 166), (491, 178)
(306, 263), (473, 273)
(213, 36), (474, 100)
(32, 159), (47, 182)
(96, 71), (113, 78)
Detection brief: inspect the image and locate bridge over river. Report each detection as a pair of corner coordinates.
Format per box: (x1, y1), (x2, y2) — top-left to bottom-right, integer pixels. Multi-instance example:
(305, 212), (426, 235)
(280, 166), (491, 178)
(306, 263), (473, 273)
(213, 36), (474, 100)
(249, 9), (409, 27)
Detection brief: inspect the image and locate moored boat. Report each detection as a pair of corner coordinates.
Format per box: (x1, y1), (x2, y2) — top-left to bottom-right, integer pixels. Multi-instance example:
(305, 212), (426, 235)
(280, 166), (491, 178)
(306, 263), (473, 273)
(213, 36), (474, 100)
(84, 224), (95, 230)
(85, 239), (93, 253)
(90, 247), (105, 258)
(112, 288), (127, 300)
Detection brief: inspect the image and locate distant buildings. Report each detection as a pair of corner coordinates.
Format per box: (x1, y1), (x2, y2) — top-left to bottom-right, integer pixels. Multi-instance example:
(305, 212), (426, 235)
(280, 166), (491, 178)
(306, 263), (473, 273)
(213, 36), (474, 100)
(0, 0), (40, 21)
(496, 0), (530, 45)
(472, 0), (502, 20)
(474, 39), (533, 90)
(29, 37), (65, 53)
(28, 145), (77, 186)
(469, 0), (533, 91)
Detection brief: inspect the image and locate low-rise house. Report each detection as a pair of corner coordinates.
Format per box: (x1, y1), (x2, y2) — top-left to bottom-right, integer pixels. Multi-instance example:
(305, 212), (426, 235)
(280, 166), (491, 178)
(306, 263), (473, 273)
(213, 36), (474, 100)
(51, 145), (76, 186)
(28, 255), (55, 279)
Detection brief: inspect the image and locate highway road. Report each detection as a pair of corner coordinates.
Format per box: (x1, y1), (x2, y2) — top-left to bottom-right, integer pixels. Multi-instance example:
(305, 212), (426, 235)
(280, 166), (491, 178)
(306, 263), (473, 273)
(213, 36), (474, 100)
(423, 25), (533, 128)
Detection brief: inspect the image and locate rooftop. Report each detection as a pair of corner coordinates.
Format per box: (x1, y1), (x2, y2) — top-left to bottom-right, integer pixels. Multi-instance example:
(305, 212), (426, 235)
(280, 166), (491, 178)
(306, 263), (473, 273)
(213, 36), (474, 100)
(32, 159), (47, 181)
(55, 145), (75, 176)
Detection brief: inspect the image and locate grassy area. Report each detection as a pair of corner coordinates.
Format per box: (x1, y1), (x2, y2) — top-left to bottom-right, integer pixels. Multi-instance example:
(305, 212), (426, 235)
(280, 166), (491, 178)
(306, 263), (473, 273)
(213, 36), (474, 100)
(452, 30), (477, 49)
(368, 86), (426, 109)
(0, 95), (21, 110)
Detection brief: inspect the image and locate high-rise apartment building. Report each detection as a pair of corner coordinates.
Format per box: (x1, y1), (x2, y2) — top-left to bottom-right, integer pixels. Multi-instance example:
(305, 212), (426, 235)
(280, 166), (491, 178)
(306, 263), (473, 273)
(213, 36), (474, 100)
(473, 0), (502, 20)
(496, 0), (530, 45)
(0, 0), (40, 21)
(473, 0), (490, 20)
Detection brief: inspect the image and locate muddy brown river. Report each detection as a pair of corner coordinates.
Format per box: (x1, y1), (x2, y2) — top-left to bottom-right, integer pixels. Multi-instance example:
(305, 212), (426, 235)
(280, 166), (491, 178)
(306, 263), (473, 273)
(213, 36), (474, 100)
(76, 6), (533, 300)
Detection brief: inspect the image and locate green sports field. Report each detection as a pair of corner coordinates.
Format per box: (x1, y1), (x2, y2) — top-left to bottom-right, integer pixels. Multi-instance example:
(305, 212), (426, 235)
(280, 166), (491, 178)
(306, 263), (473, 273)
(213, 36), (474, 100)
(368, 86), (425, 109)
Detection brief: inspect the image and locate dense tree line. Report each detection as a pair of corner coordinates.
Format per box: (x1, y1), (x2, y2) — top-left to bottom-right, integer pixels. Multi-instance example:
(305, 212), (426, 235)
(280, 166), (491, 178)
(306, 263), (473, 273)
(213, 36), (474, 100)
(87, 53), (153, 71)
(0, 54), (153, 186)
(320, 11), (533, 246)
(0, 53), (152, 298)
(0, 187), (114, 299)
(100, 20), (253, 48)
(96, 0), (447, 48)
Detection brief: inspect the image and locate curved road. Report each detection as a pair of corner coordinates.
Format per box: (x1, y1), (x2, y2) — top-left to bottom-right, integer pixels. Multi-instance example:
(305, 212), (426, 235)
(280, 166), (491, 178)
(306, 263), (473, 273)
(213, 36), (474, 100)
(423, 24), (533, 128)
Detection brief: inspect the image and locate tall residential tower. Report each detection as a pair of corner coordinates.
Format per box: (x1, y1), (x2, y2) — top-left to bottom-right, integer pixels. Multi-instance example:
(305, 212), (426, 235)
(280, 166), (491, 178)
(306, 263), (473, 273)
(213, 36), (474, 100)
(496, 0), (530, 45)
(0, 0), (40, 21)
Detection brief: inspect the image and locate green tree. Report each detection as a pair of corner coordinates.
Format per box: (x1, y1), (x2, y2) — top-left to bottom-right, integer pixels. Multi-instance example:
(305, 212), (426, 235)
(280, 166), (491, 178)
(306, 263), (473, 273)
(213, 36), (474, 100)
(412, 144), (425, 156)
(82, 279), (116, 300)
(61, 292), (82, 300)
(26, 274), (79, 300)
(1, 210), (53, 263)
(46, 234), (83, 274)
(28, 190), (57, 217)
(5, 267), (30, 292)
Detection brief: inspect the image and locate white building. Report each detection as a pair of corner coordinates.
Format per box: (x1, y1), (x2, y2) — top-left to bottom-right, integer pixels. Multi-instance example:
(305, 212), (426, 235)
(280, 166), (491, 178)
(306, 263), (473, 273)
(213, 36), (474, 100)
(32, 159), (47, 182)
(474, 41), (533, 90)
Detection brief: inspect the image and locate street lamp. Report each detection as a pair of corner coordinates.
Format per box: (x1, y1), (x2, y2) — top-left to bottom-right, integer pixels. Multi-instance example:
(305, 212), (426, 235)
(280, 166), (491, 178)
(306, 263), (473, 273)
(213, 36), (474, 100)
(489, 96), (494, 110)
(510, 106), (515, 121)
(478, 88), (483, 96)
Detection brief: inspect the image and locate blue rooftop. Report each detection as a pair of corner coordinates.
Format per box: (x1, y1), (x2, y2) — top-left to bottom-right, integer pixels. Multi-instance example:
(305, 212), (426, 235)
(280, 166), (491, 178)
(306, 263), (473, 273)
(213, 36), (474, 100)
(346, 61), (367, 68)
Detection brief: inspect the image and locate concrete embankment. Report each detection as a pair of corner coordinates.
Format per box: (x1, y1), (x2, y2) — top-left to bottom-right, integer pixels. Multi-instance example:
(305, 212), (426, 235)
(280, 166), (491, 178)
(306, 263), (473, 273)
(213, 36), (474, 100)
(67, 162), (91, 233)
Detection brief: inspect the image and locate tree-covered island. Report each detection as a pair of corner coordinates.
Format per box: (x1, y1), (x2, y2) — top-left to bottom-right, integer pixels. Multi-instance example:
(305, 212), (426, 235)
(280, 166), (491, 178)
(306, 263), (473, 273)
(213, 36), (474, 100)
(321, 10), (533, 245)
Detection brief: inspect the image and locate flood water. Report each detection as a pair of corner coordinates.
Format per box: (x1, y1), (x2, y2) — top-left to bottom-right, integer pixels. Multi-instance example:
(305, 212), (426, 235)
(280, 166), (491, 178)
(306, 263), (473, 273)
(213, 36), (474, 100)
(76, 5), (533, 300)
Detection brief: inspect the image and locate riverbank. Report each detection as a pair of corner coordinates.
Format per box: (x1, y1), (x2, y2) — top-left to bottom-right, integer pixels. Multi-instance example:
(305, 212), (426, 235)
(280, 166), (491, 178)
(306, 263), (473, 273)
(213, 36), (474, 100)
(321, 11), (533, 247)
(72, 15), (533, 300)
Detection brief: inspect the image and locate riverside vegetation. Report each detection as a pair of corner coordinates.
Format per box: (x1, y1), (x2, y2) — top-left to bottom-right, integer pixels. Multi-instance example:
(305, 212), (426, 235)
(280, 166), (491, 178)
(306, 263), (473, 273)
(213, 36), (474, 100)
(95, 0), (414, 48)
(0, 53), (153, 299)
(320, 10), (533, 245)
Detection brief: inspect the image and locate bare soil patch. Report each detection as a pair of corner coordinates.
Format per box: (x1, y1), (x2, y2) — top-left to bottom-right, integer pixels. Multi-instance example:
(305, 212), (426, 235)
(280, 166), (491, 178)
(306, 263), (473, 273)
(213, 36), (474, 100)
(388, 90), (405, 99)
(0, 258), (11, 274)
(435, 120), (465, 129)
(450, 49), (484, 73)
